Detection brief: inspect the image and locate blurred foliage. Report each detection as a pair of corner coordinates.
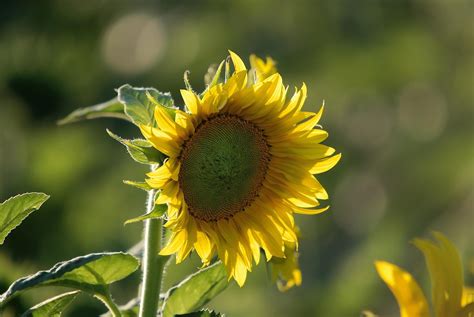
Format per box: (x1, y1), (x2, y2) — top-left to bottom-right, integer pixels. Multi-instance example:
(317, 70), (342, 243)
(0, 0), (473, 316)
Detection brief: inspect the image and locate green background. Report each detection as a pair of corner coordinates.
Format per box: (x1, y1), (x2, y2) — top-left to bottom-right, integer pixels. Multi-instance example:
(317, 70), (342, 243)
(0, 0), (473, 316)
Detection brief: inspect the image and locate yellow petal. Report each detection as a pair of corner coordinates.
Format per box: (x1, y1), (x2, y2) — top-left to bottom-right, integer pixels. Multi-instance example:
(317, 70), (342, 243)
(155, 181), (180, 205)
(462, 287), (474, 307)
(310, 153), (342, 174)
(292, 205), (329, 215)
(139, 124), (180, 157)
(293, 105), (324, 132)
(375, 261), (430, 317)
(159, 230), (186, 256)
(228, 50), (247, 72)
(233, 255), (248, 287)
(145, 159), (179, 189)
(153, 104), (186, 138)
(414, 232), (463, 317)
(194, 228), (213, 264)
(180, 89), (200, 114)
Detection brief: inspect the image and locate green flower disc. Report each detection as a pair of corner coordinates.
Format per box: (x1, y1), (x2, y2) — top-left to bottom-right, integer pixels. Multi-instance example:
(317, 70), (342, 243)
(179, 114), (270, 221)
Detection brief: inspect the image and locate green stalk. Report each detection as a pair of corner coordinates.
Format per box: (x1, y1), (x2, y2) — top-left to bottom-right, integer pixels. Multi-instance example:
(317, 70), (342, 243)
(96, 291), (121, 317)
(139, 188), (165, 317)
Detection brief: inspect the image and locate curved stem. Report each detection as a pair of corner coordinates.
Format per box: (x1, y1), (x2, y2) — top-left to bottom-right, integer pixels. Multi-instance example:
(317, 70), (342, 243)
(96, 291), (121, 317)
(139, 188), (165, 317)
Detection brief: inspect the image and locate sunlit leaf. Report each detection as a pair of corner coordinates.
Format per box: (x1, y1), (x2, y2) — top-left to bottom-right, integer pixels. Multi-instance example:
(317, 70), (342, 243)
(123, 180), (153, 191)
(176, 309), (224, 317)
(162, 262), (228, 317)
(107, 129), (165, 164)
(0, 193), (50, 245)
(57, 97), (128, 125)
(21, 291), (79, 317)
(0, 252), (139, 305)
(124, 204), (167, 225)
(117, 84), (175, 127)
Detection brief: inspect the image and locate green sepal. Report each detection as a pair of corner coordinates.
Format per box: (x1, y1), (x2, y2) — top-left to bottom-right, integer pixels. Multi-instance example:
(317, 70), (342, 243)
(202, 60), (225, 97)
(162, 262), (228, 317)
(0, 193), (50, 245)
(117, 84), (175, 127)
(208, 60), (225, 88)
(21, 291), (80, 317)
(124, 204), (167, 225)
(0, 252), (139, 305)
(57, 97), (128, 125)
(176, 309), (224, 317)
(107, 129), (165, 165)
(123, 180), (153, 191)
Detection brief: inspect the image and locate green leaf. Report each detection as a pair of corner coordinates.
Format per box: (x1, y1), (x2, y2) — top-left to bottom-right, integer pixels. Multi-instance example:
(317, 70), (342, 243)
(162, 262), (228, 317)
(57, 97), (128, 125)
(124, 204), (167, 225)
(117, 84), (175, 127)
(107, 129), (165, 164)
(176, 310), (224, 317)
(0, 193), (50, 245)
(21, 291), (79, 317)
(0, 252), (139, 305)
(123, 180), (152, 191)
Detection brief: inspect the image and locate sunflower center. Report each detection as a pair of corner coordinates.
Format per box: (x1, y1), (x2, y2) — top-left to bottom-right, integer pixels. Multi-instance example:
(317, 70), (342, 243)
(179, 114), (271, 222)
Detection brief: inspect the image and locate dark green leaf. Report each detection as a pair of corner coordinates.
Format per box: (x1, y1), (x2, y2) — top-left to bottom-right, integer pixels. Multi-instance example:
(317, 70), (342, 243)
(21, 291), (79, 317)
(162, 262), (228, 317)
(57, 97), (128, 125)
(107, 129), (165, 164)
(0, 252), (139, 305)
(176, 310), (224, 317)
(117, 84), (175, 127)
(124, 204), (167, 225)
(0, 193), (50, 245)
(123, 180), (153, 191)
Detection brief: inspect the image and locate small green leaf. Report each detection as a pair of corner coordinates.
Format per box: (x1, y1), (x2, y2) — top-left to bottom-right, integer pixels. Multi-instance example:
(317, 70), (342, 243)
(107, 129), (165, 164)
(57, 97), (128, 125)
(117, 84), (175, 127)
(0, 193), (50, 245)
(176, 309), (224, 317)
(123, 180), (152, 191)
(0, 252), (139, 305)
(162, 262), (228, 317)
(21, 291), (79, 317)
(124, 204), (167, 225)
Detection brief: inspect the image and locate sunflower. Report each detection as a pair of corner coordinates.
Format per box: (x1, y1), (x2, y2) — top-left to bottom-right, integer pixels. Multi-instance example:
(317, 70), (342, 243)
(140, 51), (341, 286)
(375, 232), (474, 317)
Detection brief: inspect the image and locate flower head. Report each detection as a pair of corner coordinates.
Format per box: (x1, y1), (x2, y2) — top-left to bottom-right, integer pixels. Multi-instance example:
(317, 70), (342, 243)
(375, 232), (474, 317)
(140, 51), (340, 286)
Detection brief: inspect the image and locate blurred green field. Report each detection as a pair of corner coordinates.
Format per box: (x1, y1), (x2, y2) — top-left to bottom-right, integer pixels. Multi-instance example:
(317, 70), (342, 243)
(0, 0), (473, 316)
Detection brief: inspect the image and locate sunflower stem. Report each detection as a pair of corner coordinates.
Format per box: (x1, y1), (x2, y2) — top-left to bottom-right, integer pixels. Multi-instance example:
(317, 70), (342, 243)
(139, 187), (165, 317)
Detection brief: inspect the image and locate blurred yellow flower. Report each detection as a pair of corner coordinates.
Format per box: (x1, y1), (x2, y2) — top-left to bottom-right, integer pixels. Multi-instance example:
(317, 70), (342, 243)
(271, 240), (302, 292)
(140, 51), (340, 286)
(250, 54), (277, 82)
(375, 232), (474, 317)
